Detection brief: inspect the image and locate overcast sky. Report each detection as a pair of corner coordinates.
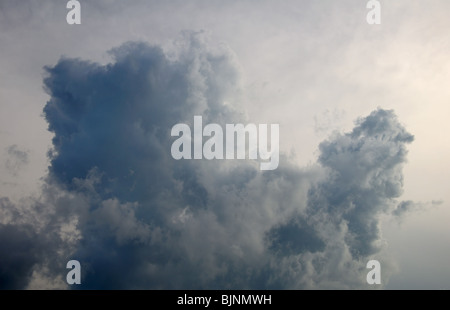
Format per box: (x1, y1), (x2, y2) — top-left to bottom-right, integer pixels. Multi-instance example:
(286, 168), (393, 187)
(0, 0), (449, 289)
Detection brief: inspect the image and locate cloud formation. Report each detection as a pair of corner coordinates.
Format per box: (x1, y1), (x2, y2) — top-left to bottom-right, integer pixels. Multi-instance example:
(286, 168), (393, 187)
(0, 33), (415, 289)
(4, 145), (29, 176)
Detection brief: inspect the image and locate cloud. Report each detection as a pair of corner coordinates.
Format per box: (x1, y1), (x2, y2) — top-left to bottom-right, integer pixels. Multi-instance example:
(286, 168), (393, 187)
(0, 33), (416, 289)
(0, 223), (43, 289)
(393, 201), (417, 218)
(4, 145), (29, 176)
(392, 199), (443, 220)
(311, 108), (414, 257)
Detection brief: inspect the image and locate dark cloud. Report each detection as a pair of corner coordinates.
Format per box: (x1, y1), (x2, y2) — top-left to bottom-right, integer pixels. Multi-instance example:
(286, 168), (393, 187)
(0, 33), (416, 289)
(0, 189), (84, 289)
(393, 200), (416, 218)
(267, 218), (325, 256)
(309, 109), (414, 257)
(0, 224), (42, 289)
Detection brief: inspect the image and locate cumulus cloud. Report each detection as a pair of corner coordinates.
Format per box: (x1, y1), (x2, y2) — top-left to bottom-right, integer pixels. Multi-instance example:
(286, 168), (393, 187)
(312, 109), (414, 257)
(0, 33), (416, 289)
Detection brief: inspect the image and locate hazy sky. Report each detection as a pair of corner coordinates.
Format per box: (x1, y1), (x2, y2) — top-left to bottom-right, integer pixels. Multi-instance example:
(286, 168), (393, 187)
(0, 0), (449, 289)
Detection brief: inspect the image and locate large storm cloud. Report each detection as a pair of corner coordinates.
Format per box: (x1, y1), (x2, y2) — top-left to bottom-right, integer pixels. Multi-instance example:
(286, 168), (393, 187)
(0, 33), (415, 289)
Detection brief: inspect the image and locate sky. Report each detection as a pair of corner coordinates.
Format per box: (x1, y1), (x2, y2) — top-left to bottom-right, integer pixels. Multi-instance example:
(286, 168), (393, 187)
(0, 0), (449, 289)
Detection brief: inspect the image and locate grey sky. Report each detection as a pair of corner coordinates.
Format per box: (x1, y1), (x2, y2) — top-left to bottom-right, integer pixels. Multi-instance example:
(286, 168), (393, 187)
(0, 0), (449, 289)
